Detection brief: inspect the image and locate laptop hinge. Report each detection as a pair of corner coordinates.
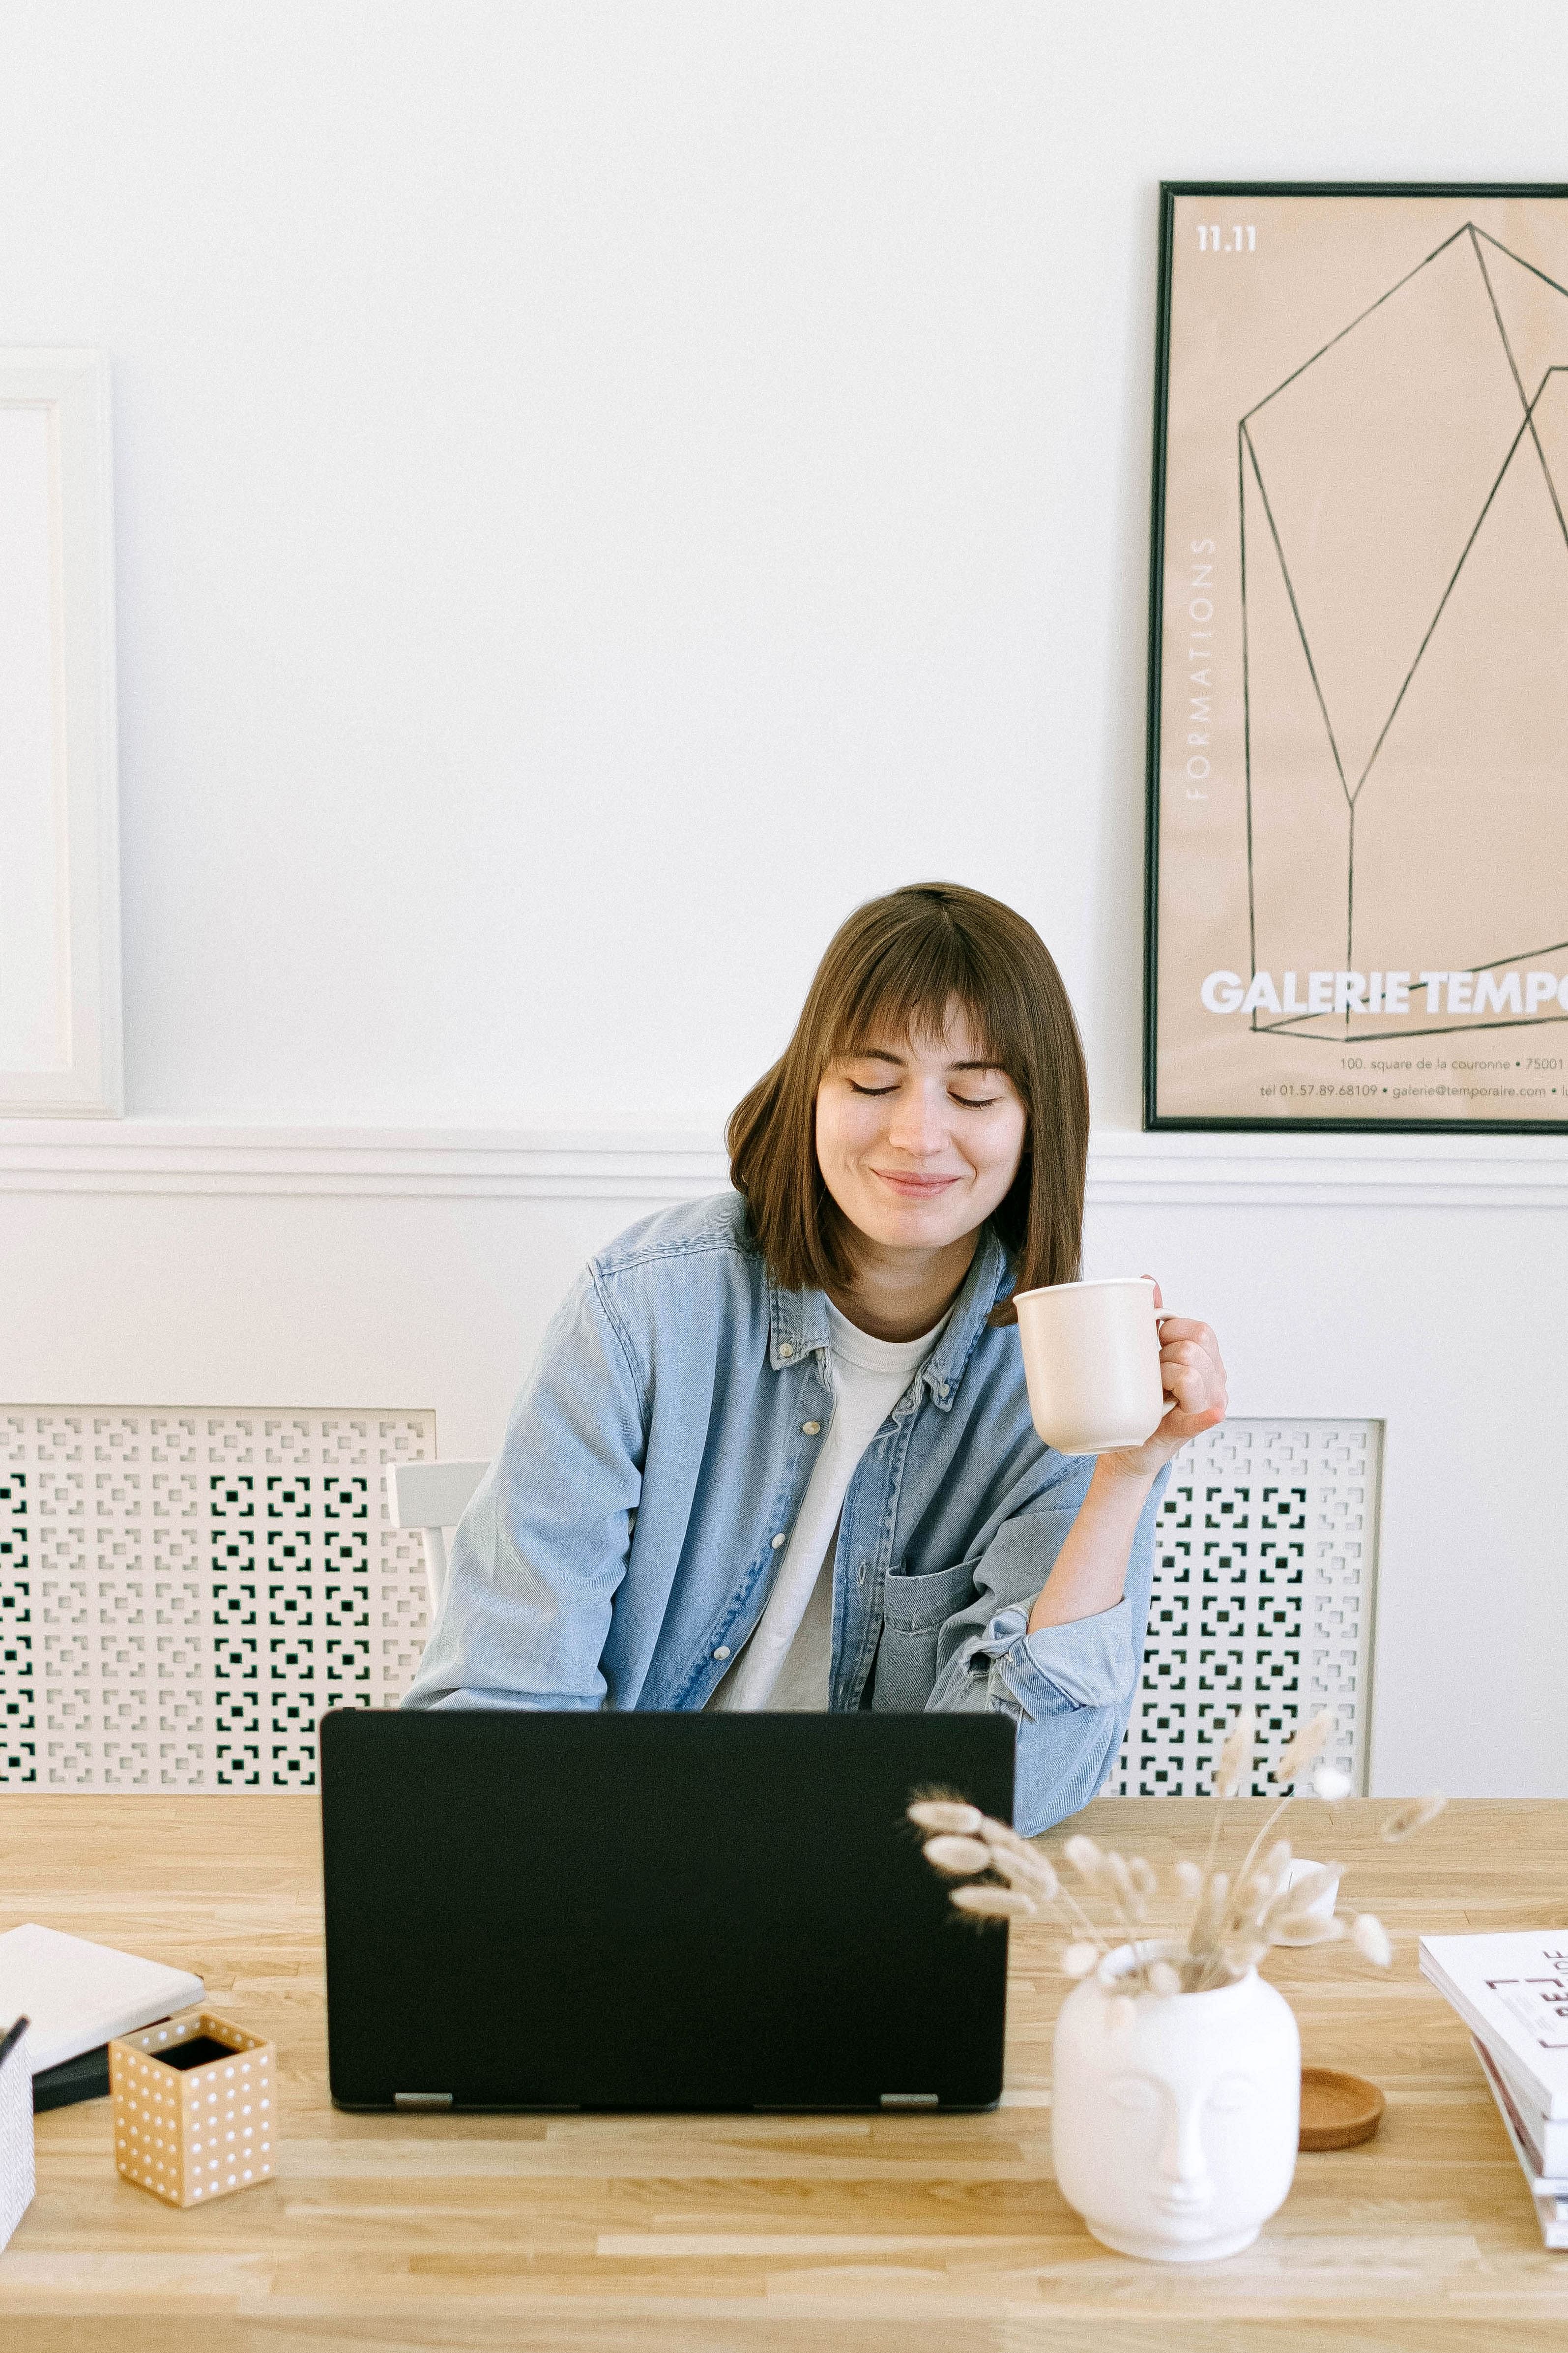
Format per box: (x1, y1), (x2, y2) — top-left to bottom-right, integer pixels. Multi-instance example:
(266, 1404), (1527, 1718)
(880, 2092), (939, 2109)
(394, 2091), (454, 2110)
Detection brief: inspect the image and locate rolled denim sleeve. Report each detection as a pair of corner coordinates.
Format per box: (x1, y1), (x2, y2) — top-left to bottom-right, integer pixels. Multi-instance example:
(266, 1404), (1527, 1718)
(988, 1600), (1137, 1711)
(927, 1463), (1170, 1836)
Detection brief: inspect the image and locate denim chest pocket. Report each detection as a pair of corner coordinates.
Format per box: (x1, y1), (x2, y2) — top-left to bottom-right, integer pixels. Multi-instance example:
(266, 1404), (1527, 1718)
(876, 1556), (978, 1709)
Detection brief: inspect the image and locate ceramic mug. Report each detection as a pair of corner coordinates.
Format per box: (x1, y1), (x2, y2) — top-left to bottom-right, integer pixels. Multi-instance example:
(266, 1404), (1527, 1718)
(1013, 1276), (1172, 1455)
(1274, 1856), (1343, 1945)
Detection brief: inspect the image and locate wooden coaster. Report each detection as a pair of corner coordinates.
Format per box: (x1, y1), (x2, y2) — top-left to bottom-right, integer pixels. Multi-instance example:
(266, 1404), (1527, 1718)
(1299, 2066), (1385, 2150)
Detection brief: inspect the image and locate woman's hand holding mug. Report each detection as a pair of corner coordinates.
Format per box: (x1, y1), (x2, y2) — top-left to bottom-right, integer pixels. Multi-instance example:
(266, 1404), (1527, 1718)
(1017, 1276), (1228, 1637)
(1101, 1280), (1228, 1483)
(1013, 1275), (1227, 1477)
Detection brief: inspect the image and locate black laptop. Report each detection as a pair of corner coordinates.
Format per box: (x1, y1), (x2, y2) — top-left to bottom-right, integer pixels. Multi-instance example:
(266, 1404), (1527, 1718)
(320, 1707), (1014, 2113)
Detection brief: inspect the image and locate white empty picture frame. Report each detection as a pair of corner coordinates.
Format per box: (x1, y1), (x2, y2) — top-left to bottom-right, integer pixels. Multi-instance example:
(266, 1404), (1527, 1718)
(0, 351), (120, 1114)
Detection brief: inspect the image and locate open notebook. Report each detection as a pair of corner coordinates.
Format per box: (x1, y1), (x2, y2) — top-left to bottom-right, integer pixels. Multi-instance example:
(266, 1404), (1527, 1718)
(0, 1925), (203, 2074)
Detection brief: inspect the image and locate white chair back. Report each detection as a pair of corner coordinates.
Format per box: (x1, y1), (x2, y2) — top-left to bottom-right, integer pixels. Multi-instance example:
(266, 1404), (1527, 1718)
(384, 1459), (489, 1615)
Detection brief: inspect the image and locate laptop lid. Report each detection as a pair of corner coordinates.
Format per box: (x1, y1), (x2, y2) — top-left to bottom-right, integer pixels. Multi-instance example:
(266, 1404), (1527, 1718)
(320, 1707), (1014, 2113)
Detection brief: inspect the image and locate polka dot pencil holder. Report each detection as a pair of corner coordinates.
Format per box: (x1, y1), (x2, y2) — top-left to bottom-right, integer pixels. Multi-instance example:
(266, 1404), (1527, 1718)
(109, 2011), (274, 2207)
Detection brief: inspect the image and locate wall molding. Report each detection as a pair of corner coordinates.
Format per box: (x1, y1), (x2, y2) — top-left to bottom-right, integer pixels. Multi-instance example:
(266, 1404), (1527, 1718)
(1, 1119), (1567, 1206)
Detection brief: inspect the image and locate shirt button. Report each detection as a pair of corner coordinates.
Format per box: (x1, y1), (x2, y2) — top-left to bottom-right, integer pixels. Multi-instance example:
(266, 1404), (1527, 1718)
(778, 1342), (794, 1359)
(771, 1533), (786, 1549)
(712, 1645), (730, 1661)
(802, 1420), (820, 1436)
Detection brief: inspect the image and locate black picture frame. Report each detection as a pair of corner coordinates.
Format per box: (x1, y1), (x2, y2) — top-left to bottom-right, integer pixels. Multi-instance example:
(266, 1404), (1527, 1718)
(1144, 179), (1568, 1134)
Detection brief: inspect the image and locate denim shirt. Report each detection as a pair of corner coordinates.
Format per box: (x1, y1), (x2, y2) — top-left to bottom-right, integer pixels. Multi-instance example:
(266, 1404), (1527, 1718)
(402, 1192), (1167, 1834)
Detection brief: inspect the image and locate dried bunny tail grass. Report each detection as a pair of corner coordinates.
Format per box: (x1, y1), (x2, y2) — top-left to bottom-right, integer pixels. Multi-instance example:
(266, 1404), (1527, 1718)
(990, 1847), (1060, 1901)
(1269, 1910), (1347, 1946)
(1273, 1709), (1335, 1787)
(977, 1820), (1061, 1899)
(1128, 1857), (1159, 1898)
(1224, 1793), (1299, 1923)
(1189, 1870), (1230, 1953)
(951, 1883), (1036, 1921)
(1062, 1834), (1105, 1883)
(1105, 1852), (1147, 1923)
(1061, 1941), (1099, 1978)
(1146, 1960), (1183, 1999)
(1230, 1876), (1276, 1938)
(1214, 1704), (1257, 1799)
(977, 1815), (1037, 1857)
(1313, 1764), (1354, 1802)
(1234, 1847), (1292, 1935)
(921, 1834), (991, 1877)
(1259, 1839), (1293, 1888)
(908, 1797), (983, 1837)
(1259, 1860), (1340, 1936)
(1379, 1792), (1446, 1843)
(1352, 1912), (1394, 1967)
(1174, 1858), (1204, 1899)
(1219, 1940), (1267, 1978)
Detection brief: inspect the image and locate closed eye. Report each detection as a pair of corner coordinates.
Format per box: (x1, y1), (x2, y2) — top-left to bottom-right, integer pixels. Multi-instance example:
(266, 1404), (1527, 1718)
(847, 1083), (1001, 1106)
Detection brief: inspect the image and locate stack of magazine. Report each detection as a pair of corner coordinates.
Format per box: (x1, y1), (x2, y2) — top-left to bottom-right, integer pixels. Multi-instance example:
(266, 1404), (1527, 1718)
(1420, 1931), (1568, 2247)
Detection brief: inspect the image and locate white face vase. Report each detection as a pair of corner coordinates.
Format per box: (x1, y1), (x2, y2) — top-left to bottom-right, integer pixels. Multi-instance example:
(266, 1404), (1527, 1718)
(1052, 1948), (1301, 2262)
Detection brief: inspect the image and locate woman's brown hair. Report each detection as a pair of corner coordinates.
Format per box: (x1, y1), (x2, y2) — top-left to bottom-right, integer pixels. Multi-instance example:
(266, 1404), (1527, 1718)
(726, 882), (1089, 1324)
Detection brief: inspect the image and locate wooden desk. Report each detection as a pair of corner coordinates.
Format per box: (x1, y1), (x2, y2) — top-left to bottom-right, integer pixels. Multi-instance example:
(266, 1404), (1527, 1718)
(1, 1795), (1566, 2350)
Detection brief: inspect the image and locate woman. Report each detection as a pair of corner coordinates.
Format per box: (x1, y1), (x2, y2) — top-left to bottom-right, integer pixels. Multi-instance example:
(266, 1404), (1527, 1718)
(404, 882), (1227, 1833)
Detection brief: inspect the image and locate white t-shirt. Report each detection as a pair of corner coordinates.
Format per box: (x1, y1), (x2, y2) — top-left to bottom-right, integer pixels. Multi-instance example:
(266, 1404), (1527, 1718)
(707, 1298), (953, 1712)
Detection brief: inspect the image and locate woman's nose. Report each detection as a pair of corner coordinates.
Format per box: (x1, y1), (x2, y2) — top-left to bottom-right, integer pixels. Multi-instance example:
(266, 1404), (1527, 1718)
(1159, 2098), (1212, 2196)
(884, 1088), (948, 1156)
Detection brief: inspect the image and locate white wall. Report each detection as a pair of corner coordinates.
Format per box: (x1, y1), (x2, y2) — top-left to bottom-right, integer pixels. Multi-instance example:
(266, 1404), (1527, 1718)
(1, 1), (1566, 1795)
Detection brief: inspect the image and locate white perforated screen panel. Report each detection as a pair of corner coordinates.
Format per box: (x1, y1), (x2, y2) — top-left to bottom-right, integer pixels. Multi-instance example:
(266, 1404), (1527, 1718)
(1112, 1420), (1379, 1798)
(0, 1410), (435, 1790)
(0, 1411), (1378, 1797)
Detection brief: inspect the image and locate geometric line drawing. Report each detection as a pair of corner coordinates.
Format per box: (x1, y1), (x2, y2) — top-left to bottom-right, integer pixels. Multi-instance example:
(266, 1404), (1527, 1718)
(1241, 220), (1568, 1043)
(0, 1409), (434, 1791)
(1110, 1419), (1379, 1799)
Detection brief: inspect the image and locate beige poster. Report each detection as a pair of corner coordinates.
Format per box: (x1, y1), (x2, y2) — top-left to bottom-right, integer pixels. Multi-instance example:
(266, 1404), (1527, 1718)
(1151, 185), (1568, 1128)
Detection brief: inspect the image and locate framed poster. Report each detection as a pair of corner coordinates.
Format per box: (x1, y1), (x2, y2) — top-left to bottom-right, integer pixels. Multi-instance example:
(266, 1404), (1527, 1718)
(1146, 183), (1568, 1131)
(0, 349), (120, 1116)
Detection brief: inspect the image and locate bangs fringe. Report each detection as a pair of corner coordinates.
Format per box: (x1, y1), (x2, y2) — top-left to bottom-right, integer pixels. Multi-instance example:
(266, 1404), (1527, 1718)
(835, 925), (1012, 1076)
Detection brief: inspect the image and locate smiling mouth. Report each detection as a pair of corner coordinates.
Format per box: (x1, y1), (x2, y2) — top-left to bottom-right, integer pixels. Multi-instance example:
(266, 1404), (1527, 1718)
(871, 1170), (961, 1198)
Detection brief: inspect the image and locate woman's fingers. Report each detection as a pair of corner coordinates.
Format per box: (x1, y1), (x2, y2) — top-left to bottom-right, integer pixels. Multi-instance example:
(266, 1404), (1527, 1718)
(1159, 1327), (1228, 1426)
(1154, 1316), (1213, 1348)
(1162, 1368), (1215, 1417)
(1134, 1289), (1230, 1455)
(1164, 1402), (1227, 1437)
(1160, 1337), (1209, 1368)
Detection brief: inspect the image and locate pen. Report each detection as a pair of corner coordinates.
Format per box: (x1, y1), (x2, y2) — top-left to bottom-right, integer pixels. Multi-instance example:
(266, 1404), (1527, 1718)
(0, 2016), (29, 2075)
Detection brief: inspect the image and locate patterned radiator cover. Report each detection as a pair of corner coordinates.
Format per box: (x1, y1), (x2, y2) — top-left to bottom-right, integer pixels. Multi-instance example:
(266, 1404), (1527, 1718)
(0, 1409), (1378, 1796)
(0, 1410), (434, 1790)
(1111, 1419), (1379, 1799)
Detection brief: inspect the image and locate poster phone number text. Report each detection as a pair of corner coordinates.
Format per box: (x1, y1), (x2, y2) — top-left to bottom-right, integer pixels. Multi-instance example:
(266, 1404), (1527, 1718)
(1262, 1054), (1564, 1105)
